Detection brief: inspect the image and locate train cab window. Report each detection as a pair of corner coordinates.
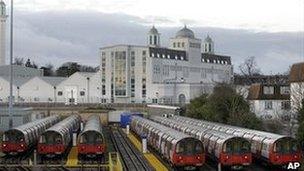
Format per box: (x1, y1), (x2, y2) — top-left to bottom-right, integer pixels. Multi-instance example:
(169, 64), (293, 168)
(176, 142), (185, 154)
(275, 139), (298, 154)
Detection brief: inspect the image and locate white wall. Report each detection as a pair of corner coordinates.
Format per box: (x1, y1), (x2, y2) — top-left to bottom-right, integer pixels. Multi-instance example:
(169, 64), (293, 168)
(19, 77), (56, 102)
(0, 77), (19, 102)
(250, 100), (291, 120)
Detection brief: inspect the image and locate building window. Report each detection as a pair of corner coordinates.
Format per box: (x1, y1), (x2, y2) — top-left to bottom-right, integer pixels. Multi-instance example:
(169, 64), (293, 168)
(177, 42), (180, 47)
(102, 85), (106, 95)
(281, 101), (291, 110)
(157, 53), (160, 58)
(114, 51), (127, 96)
(173, 42), (176, 48)
(58, 91), (63, 96)
(80, 91), (85, 96)
(181, 42), (185, 47)
(142, 51), (146, 56)
(263, 86), (274, 95)
(142, 90), (146, 98)
(152, 98), (158, 103)
(280, 86), (290, 95)
(265, 101), (273, 110)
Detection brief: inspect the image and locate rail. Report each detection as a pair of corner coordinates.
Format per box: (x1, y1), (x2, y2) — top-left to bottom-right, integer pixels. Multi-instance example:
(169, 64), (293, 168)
(110, 128), (154, 171)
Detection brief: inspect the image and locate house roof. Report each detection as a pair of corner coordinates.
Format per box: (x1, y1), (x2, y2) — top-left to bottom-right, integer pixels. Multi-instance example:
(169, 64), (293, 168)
(39, 77), (66, 86)
(234, 74), (289, 86)
(0, 76), (33, 87)
(247, 83), (290, 100)
(77, 72), (96, 78)
(289, 62), (304, 83)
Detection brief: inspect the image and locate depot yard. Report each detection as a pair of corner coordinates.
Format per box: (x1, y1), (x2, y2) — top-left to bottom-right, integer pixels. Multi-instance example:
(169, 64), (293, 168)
(0, 105), (303, 171)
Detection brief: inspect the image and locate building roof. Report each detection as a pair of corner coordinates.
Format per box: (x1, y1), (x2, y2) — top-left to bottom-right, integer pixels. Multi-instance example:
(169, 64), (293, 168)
(175, 26), (195, 39)
(204, 35), (213, 43)
(234, 74), (289, 86)
(289, 62), (304, 83)
(149, 47), (187, 61)
(201, 53), (231, 65)
(247, 83), (290, 100)
(39, 77), (66, 86)
(78, 72), (96, 78)
(0, 65), (43, 77)
(0, 76), (33, 87)
(148, 26), (159, 34)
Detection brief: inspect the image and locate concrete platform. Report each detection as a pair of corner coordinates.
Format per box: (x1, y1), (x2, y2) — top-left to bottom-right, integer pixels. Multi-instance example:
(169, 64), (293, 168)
(127, 132), (168, 171)
(66, 147), (78, 166)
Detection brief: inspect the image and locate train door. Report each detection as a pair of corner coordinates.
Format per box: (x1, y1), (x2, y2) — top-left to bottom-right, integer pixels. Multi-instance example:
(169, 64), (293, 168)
(65, 86), (78, 105)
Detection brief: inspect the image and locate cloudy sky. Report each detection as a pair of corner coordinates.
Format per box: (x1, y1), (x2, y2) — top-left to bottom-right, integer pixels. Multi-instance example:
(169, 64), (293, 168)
(4, 0), (304, 73)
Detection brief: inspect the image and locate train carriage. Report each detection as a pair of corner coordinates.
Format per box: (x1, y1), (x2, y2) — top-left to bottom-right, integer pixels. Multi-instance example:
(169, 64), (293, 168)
(131, 116), (205, 170)
(171, 115), (302, 166)
(77, 115), (105, 158)
(37, 115), (81, 157)
(151, 116), (252, 168)
(1, 115), (60, 155)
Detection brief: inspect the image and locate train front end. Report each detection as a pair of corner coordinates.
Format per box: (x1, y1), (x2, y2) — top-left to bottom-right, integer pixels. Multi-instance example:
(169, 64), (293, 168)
(219, 137), (252, 169)
(37, 131), (65, 157)
(1, 130), (27, 155)
(269, 137), (301, 166)
(77, 131), (105, 157)
(172, 138), (205, 170)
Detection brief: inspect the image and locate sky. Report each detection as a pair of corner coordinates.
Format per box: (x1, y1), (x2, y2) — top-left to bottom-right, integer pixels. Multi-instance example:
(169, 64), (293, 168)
(3, 0), (304, 74)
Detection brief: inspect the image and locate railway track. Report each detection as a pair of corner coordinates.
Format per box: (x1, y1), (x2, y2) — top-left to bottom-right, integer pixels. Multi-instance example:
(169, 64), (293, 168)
(110, 128), (154, 171)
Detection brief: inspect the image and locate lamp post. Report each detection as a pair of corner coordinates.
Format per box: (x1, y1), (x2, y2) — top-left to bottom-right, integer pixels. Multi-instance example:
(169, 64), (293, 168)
(8, 0), (13, 129)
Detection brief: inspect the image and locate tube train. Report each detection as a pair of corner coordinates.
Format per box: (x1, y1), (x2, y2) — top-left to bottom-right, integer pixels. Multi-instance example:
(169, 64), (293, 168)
(131, 116), (205, 170)
(151, 116), (252, 169)
(37, 115), (81, 158)
(171, 116), (302, 166)
(77, 115), (105, 158)
(1, 115), (61, 155)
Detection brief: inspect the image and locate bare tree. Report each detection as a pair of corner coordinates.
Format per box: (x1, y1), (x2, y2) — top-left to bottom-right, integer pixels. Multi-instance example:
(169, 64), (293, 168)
(13, 57), (24, 66)
(239, 56), (261, 76)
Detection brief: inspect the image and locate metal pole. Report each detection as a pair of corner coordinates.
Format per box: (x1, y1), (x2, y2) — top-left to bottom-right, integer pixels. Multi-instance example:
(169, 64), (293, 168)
(8, 0), (13, 129)
(174, 61), (177, 104)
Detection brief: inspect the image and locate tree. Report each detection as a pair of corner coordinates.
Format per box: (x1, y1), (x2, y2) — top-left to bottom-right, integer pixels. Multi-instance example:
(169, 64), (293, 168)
(239, 56), (261, 76)
(13, 57), (24, 65)
(25, 58), (38, 68)
(186, 83), (263, 129)
(297, 100), (304, 150)
(40, 64), (54, 76)
(56, 62), (80, 77)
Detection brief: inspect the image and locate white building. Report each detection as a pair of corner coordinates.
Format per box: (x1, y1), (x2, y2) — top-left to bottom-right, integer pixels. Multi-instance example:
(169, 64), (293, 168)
(0, 1), (7, 66)
(247, 83), (291, 120)
(56, 72), (102, 104)
(19, 76), (66, 102)
(0, 76), (32, 102)
(290, 62), (304, 113)
(100, 26), (233, 104)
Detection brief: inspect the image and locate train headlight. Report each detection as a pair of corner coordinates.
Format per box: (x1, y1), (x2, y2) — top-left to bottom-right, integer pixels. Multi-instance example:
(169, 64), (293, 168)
(226, 155), (229, 159)
(20, 144), (24, 147)
(244, 155), (248, 159)
(276, 155), (280, 159)
(2, 144), (6, 147)
(178, 156), (183, 160)
(294, 155), (298, 159)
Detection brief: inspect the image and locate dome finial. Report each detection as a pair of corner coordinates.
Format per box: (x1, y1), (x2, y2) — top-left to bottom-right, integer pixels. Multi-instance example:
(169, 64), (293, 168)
(175, 25), (195, 39)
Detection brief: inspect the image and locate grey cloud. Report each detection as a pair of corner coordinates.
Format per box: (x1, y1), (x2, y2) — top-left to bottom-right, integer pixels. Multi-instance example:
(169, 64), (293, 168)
(9, 10), (304, 73)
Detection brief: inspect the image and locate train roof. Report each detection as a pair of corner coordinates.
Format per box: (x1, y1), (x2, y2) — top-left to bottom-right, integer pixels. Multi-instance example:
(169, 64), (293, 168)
(44, 115), (80, 134)
(79, 115), (103, 136)
(172, 116), (290, 142)
(132, 116), (194, 143)
(147, 104), (180, 110)
(7, 115), (60, 134)
(151, 116), (243, 143)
